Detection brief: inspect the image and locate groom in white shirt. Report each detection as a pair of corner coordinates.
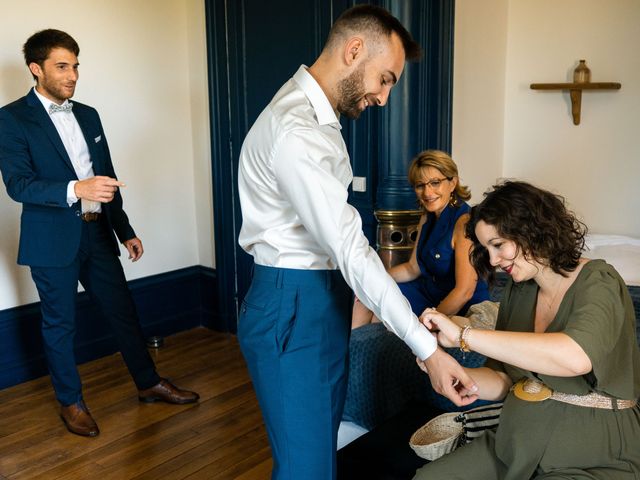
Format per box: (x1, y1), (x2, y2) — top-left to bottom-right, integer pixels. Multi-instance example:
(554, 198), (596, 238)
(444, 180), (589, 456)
(237, 5), (477, 479)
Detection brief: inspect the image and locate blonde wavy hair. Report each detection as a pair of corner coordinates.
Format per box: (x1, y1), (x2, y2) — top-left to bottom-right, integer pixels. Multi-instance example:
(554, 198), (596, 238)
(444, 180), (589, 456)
(407, 150), (471, 203)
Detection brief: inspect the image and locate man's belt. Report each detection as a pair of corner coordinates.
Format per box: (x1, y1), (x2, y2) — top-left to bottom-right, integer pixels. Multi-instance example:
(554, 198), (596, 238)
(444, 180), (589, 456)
(512, 378), (637, 410)
(81, 212), (100, 222)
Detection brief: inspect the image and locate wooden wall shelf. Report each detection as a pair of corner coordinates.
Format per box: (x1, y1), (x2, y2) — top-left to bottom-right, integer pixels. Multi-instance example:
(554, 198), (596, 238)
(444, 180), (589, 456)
(530, 81), (621, 125)
(530, 82), (621, 90)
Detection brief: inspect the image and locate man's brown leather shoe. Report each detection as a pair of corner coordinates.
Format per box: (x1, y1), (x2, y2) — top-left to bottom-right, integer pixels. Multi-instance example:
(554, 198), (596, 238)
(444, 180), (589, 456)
(60, 401), (100, 437)
(138, 379), (200, 404)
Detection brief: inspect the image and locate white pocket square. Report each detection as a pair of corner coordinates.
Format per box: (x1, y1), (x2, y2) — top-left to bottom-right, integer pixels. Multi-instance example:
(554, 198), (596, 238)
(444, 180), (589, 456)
(94, 135), (102, 143)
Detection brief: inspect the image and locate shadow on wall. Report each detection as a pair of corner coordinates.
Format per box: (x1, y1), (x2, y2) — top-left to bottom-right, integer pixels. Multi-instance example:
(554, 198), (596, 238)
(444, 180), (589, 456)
(0, 62), (50, 385)
(0, 187), (24, 309)
(0, 62), (33, 309)
(0, 62), (33, 105)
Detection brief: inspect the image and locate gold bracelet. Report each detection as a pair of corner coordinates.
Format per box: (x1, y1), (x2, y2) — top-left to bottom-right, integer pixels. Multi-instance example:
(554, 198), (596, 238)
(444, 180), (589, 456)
(459, 325), (472, 353)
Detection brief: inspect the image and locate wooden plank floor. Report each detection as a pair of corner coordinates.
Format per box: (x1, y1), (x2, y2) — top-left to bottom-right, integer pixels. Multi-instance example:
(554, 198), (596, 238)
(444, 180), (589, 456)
(0, 327), (272, 479)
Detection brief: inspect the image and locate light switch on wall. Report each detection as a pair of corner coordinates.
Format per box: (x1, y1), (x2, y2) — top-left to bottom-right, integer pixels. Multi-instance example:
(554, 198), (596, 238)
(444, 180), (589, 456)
(352, 176), (367, 192)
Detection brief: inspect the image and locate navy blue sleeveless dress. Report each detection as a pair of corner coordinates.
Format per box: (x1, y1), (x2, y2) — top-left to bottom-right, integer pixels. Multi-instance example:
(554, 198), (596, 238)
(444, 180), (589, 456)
(398, 200), (489, 316)
(399, 200), (492, 410)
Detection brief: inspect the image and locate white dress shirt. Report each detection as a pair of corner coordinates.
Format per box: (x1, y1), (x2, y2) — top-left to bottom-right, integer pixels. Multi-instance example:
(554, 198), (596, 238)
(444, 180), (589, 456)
(238, 66), (436, 360)
(34, 88), (100, 213)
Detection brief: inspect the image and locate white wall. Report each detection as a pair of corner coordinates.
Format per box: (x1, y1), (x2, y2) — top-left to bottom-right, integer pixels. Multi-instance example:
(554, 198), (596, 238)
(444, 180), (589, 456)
(451, 0), (508, 204)
(0, 0), (213, 311)
(3, 0), (637, 310)
(503, 0), (640, 236)
(454, 0), (640, 238)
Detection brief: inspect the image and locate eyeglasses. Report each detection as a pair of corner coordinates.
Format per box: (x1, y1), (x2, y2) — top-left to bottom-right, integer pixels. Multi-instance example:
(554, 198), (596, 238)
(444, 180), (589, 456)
(414, 177), (452, 191)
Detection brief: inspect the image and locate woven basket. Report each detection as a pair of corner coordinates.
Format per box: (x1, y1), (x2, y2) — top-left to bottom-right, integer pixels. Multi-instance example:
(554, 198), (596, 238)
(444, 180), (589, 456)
(409, 412), (463, 461)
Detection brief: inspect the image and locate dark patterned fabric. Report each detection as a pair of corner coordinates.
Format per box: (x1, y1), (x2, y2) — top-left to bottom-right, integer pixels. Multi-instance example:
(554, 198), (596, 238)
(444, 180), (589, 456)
(344, 323), (488, 430)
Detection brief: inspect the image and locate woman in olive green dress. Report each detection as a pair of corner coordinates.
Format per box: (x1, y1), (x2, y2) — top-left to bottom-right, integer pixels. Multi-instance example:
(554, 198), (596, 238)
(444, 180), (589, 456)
(414, 181), (640, 480)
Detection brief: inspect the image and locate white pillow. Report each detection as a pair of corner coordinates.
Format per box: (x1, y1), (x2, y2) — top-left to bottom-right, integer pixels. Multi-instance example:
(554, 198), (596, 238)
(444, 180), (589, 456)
(583, 234), (640, 286)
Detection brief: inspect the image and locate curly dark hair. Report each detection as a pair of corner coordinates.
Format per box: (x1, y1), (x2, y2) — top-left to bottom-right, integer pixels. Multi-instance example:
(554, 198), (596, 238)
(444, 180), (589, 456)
(465, 181), (587, 282)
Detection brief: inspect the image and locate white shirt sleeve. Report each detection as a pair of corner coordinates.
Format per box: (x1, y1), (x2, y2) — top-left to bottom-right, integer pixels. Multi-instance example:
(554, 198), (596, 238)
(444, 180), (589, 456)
(66, 180), (79, 206)
(272, 130), (437, 359)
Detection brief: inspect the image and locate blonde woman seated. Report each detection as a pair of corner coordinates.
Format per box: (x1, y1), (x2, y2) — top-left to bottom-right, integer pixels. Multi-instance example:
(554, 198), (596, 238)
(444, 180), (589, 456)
(352, 150), (489, 329)
(415, 181), (640, 480)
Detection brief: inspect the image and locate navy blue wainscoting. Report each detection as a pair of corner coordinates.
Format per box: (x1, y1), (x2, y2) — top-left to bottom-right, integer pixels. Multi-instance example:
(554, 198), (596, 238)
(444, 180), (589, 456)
(0, 265), (218, 390)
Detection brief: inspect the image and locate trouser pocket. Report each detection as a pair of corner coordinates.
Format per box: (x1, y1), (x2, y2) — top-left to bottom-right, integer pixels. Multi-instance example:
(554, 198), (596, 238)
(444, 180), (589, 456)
(275, 287), (299, 354)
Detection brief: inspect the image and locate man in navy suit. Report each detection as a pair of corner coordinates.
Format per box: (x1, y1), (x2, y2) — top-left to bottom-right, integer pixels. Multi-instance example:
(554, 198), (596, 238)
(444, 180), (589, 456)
(0, 29), (199, 437)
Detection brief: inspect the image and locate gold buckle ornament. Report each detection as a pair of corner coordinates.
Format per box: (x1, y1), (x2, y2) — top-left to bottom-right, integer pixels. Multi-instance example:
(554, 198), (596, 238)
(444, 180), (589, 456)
(512, 378), (553, 402)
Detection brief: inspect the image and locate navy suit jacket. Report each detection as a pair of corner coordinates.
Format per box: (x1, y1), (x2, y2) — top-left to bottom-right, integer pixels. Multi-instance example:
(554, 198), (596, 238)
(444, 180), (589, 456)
(0, 89), (135, 267)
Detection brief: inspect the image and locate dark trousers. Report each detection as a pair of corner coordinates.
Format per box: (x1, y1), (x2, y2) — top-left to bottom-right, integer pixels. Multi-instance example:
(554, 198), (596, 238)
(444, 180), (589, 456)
(30, 218), (160, 406)
(238, 264), (352, 480)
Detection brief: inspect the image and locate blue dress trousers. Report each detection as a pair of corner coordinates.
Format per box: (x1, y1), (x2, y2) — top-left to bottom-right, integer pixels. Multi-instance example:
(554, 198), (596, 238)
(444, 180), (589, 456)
(239, 264), (352, 480)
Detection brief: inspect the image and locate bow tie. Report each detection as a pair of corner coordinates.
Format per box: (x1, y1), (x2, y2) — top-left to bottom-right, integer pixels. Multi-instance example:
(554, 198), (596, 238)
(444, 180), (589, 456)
(49, 102), (73, 114)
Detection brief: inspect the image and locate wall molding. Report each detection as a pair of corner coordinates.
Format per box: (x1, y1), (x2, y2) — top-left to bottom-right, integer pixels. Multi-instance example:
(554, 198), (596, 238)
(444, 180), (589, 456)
(0, 265), (218, 390)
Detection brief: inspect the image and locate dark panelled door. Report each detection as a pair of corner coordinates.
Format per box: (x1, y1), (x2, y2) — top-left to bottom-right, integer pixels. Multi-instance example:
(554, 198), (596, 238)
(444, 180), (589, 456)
(205, 0), (345, 332)
(205, 0), (453, 332)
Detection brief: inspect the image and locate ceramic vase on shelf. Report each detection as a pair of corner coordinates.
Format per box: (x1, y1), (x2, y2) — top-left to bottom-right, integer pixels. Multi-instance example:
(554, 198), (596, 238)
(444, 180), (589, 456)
(573, 60), (591, 83)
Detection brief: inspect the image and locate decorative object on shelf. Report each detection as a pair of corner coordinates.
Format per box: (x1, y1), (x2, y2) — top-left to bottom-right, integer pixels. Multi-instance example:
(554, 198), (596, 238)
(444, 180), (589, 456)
(530, 60), (621, 125)
(375, 210), (421, 269)
(573, 59), (591, 83)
